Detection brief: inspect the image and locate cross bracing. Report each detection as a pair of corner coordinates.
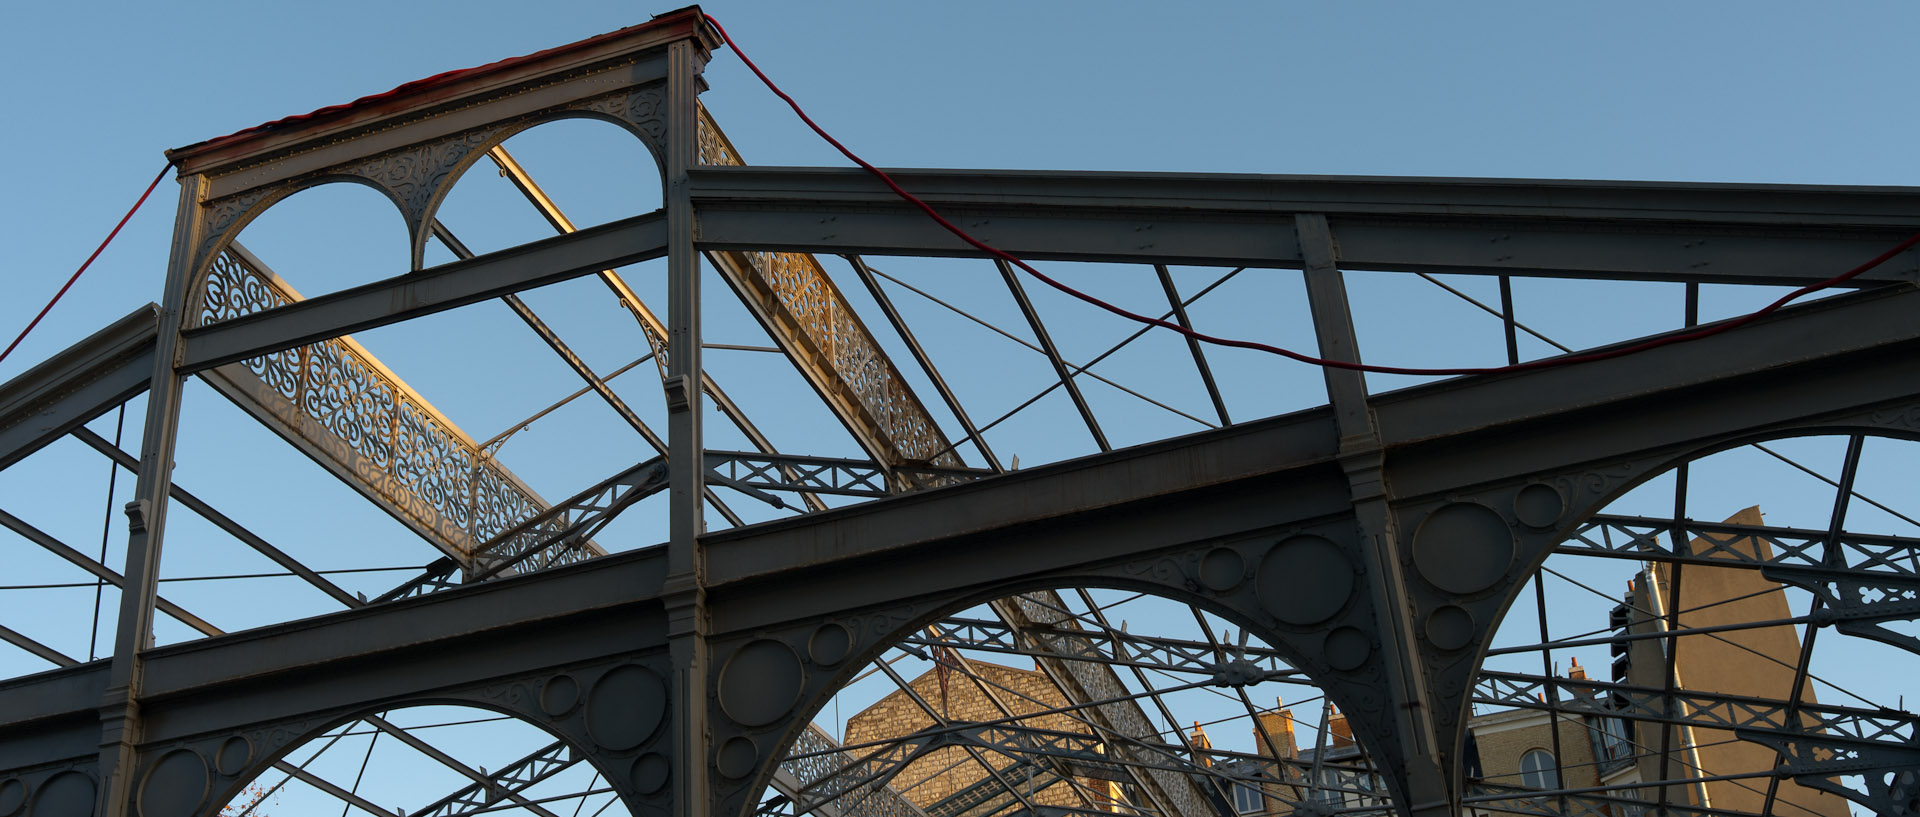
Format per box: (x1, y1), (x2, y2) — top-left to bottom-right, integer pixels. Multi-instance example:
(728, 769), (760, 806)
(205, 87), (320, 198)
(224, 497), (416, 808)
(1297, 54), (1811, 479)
(0, 9), (1917, 817)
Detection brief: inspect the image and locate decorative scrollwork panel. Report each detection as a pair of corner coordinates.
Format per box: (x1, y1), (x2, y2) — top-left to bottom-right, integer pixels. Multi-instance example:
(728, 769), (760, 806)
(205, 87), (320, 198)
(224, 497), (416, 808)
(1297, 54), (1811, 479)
(697, 107), (958, 472)
(195, 247), (569, 563)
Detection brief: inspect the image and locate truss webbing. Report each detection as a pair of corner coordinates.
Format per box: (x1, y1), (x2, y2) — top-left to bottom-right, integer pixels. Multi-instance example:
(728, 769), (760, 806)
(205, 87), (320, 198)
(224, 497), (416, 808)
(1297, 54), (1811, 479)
(773, 723), (931, 817)
(992, 591), (1212, 817)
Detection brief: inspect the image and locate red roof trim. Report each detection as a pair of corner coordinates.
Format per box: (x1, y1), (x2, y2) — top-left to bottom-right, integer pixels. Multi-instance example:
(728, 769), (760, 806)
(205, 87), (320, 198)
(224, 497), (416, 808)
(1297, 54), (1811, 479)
(170, 7), (706, 162)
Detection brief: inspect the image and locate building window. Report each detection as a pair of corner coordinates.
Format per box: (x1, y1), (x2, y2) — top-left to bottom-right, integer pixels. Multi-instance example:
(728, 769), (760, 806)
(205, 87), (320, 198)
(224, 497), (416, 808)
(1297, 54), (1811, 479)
(1231, 782), (1263, 814)
(1520, 748), (1560, 790)
(1599, 717), (1633, 763)
(1307, 771), (1345, 807)
(1606, 788), (1649, 817)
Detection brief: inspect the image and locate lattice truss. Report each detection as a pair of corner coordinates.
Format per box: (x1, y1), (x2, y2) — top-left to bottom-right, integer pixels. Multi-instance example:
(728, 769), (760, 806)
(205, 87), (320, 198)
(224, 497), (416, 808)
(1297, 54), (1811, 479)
(0, 10), (1918, 817)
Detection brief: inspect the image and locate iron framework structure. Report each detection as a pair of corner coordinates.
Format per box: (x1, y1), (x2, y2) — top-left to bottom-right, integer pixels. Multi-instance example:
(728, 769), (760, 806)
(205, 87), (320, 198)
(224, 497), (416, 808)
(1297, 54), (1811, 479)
(1, 8), (1918, 817)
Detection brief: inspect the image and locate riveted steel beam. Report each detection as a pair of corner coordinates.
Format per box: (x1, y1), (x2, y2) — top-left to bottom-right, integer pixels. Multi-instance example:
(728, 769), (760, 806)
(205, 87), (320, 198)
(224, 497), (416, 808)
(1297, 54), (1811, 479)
(691, 167), (1920, 285)
(177, 211), (668, 373)
(0, 306), (157, 471)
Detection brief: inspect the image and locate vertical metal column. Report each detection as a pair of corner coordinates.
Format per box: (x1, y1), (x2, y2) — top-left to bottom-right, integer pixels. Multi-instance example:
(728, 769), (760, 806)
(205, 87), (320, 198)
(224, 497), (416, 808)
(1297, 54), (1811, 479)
(94, 172), (205, 817)
(1293, 214), (1450, 817)
(662, 37), (711, 817)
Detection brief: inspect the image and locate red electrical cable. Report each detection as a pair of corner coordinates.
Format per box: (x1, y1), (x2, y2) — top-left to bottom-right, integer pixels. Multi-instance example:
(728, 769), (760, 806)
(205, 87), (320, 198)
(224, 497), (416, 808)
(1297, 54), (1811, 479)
(701, 13), (1920, 377)
(1, 162), (175, 367)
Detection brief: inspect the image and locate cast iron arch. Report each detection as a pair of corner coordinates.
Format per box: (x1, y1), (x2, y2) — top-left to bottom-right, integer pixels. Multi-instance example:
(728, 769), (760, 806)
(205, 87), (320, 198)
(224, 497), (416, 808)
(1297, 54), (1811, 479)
(727, 559), (1406, 817)
(189, 695), (654, 817)
(186, 174), (414, 328)
(407, 108), (669, 267)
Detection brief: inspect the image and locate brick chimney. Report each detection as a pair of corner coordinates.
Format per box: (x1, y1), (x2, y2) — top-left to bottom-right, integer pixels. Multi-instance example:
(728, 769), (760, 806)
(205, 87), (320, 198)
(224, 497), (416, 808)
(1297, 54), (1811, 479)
(1189, 721), (1213, 766)
(1254, 698), (1298, 760)
(1328, 708), (1354, 750)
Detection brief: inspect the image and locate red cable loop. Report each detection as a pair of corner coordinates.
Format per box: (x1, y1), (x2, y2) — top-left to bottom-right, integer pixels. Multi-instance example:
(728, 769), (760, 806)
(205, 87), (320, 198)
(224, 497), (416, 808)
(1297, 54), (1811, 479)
(1, 162), (175, 367)
(701, 13), (1920, 377)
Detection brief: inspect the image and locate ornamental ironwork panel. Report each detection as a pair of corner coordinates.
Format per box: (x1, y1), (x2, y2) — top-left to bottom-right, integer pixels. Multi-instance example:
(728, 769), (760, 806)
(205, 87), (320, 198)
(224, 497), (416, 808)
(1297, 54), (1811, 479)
(196, 245), (571, 561)
(697, 107), (959, 470)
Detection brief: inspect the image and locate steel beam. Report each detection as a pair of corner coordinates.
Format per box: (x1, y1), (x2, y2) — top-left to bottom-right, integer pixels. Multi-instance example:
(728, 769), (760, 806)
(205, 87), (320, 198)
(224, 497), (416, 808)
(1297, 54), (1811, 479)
(4, 250), (1920, 813)
(663, 38), (713, 817)
(1567, 513), (1920, 582)
(704, 285), (1920, 631)
(690, 167), (1920, 284)
(95, 172), (205, 817)
(698, 113), (961, 477)
(68, 426), (361, 609)
(0, 509), (223, 637)
(476, 146), (825, 515)
(770, 723), (930, 817)
(177, 211), (668, 373)
(410, 739), (576, 817)
(995, 263), (1109, 453)
(0, 306), (157, 471)
(704, 451), (988, 498)
(989, 594), (1206, 817)
(1471, 671), (1917, 753)
(902, 616), (1292, 679)
(1153, 265), (1230, 427)
(0, 625), (77, 669)
(192, 243), (579, 565)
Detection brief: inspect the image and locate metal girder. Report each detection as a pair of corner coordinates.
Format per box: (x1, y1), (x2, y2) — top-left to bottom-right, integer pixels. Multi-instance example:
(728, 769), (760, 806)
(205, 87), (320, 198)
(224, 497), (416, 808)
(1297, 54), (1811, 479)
(705, 286), (1920, 636)
(479, 144), (827, 517)
(918, 758), (1057, 817)
(697, 110), (962, 477)
(165, 11), (704, 193)
(1153, 265), (1229, 427)
(1463, 781), (1752, 817)
(902, 616), (1290, 681)
(771, 723), (929, 817)
(410, 738), (577, 817)
(192, 242), (585, 566)
(0, 305), (157, 471)
(176, 211), (668, 373)
(690, 167), (1920, 284)
(378, 458), (663, 601)
(1740, 730), (1920, 816)
(989, 593), (1209, 817)
(0, 508), (222, 638)
(274, 759), (399, 817)
(69, 426), (362, 608)
(1571, 513), (1920, 655)
(994, 262), (1109, 453)
(6, 238), (1920, 811)
(704, 451), (989, 498)
(1472, 670), (1918, 756)
(0, 625), (77, 669)
(1568, 513), (1920, 582)
(468, 458), (657, 577)
(0, 547), (670, 771)
(811, 719), (1376, 810)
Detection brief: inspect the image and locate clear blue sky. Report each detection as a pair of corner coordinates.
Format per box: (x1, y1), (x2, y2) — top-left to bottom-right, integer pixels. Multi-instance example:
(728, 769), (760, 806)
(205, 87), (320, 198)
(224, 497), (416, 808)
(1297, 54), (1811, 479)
(2, 3), (1916, 814)
(8, 1), (1920, 375)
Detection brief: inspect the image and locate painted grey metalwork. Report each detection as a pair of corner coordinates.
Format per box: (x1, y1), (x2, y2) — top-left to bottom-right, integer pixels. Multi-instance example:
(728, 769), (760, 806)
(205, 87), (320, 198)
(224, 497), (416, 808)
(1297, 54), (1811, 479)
(704, 451), (987, 498)
(411, 739), (578, 817)
(995, 593), (1208, 817)
(3, 9), (1920, 817)
(771, 724), (928, 817)
(195, 243), (578, 563)
(697, 108), (961, 475)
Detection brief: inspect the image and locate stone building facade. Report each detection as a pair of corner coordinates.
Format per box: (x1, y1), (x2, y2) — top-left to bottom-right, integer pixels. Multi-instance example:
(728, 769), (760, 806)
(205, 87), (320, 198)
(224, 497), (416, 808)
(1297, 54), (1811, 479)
(841, 509), (1853, 817)
(844, 659), (1125, 813)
